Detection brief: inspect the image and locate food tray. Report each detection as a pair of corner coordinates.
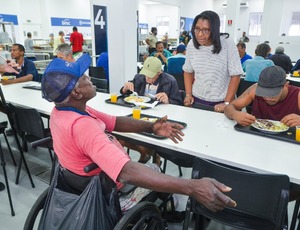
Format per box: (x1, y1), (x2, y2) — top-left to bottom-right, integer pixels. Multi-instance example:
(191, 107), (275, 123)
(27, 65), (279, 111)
(234, 123), (299, 145)
(126, 113), (187, 139)
(105, 96), (156, 109)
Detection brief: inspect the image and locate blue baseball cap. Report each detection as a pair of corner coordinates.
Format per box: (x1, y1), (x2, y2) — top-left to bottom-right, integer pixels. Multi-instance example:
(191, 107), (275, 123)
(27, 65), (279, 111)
(177, 44), (186, 53)
(41, 54), (91, 102)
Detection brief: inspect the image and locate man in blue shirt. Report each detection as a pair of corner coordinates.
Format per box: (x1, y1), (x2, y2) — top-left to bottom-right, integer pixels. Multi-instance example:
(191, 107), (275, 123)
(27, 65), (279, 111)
(167, 44), (186, 75)
(243, 43), (274, 82)
(0, 44), (38, 84)
(236, 42), (252, 65)
(291, 59), (300, 74)
(96, 51), (109, 80)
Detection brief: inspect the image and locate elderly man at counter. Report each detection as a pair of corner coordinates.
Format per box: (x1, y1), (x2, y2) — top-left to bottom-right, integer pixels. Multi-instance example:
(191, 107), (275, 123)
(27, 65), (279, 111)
(225, 66), (300, 127)
(0, 43), (38, 85)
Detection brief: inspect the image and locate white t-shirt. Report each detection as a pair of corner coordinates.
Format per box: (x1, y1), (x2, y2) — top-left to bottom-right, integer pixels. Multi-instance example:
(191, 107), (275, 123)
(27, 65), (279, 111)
(183, 36), (243, 102)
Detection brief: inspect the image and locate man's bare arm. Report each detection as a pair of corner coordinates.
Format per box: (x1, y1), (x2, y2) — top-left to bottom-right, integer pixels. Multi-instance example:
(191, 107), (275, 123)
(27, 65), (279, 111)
(224, 85), (257, 126)
(118, 161), (237, 212)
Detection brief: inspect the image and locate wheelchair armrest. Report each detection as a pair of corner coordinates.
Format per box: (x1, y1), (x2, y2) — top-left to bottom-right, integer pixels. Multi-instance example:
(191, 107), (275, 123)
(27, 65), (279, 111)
(31, 136), (52, 148)
(118, 184), (136, 195)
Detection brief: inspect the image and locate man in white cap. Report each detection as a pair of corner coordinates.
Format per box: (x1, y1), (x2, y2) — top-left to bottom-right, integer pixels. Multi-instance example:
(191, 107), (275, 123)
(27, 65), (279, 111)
(224, 66), (300, 127)
(121, 56), (182, 163)
(121, 56), (182, 105)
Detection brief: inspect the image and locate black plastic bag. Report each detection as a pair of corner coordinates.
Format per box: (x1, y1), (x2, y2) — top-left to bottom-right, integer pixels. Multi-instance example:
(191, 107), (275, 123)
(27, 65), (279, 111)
(38, 165), (122, 230)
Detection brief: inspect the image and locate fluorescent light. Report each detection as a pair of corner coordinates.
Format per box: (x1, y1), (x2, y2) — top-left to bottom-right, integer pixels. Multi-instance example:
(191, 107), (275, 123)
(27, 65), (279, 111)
(145, 1), (162, 5)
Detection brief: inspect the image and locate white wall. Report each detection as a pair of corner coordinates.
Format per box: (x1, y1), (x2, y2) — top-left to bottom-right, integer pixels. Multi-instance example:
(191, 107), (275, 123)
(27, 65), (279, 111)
(180, 0), (214, 18)
(0, 0), (91, 42)
(213, 0), (300, 61)
(140, 4), (179, 39)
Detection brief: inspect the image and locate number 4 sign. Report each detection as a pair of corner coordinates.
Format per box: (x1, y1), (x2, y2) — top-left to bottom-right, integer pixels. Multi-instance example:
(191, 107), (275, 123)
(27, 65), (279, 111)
(95, 9), (106, 29)
(93, 5), (108, 55)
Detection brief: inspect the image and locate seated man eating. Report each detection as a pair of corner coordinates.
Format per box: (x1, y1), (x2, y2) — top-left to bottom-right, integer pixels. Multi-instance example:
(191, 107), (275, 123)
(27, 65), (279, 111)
(225, 65), (300, 201)
(225, 65), (300, 127)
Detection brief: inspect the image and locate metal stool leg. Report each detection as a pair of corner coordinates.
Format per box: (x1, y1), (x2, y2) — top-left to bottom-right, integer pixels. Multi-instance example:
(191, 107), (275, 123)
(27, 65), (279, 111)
(13, 132), (35, 188)
(3, 132), (16, 166)
(178, 166), (183, 177)
(0, 140), (15, 216)
(291, 200), (300, 230)
(162, 158), (183, 177)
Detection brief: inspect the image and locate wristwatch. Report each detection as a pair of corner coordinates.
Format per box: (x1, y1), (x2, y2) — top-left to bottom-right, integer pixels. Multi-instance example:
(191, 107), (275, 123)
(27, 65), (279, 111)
(224, 102), (230, 105)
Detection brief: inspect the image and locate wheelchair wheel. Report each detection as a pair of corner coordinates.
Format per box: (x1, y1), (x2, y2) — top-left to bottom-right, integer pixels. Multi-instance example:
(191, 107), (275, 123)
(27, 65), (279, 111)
(24, 188), (49, 230)
(114, 201), (165, 230)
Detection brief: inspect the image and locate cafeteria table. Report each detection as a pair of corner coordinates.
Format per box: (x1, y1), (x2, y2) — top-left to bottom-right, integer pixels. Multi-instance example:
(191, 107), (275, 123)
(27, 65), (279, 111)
(2, 81), (300, 190)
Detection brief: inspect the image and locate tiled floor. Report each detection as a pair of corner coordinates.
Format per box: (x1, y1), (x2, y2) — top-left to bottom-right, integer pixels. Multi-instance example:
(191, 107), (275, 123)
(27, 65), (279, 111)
(0, 113), (298, 229)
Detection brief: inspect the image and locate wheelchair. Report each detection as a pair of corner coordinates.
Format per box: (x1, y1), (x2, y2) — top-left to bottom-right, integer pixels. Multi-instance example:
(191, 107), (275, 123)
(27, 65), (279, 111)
(24, 161), (166, 230)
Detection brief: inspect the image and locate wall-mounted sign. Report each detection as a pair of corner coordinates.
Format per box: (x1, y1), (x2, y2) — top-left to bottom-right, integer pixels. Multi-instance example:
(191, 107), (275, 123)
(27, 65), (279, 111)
(180, 17), (193, 32)
(138, 23), (148, 30)
(51, 17), (91, 27)
(93, 5), (108, 55)
(0, 13), (18, 25)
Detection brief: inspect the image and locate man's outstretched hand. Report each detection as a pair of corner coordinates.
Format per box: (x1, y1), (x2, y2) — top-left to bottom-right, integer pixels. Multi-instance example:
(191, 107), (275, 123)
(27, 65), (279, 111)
(152, 115), (184, 143)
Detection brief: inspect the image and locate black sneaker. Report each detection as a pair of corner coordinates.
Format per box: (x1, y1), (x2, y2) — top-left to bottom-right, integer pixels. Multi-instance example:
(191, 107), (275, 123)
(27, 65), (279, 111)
(5, 128), (13, 136)
(0, 182), (5, 191)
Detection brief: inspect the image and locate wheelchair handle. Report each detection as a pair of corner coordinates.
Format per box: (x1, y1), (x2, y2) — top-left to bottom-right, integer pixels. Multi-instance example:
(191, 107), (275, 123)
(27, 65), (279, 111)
(31, 136), (52, 148)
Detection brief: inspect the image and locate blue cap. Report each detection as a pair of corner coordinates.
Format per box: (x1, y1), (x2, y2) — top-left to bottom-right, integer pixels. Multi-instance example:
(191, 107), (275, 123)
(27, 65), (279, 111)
(41, 53), (91, 102)
(177, 44), (186, 53)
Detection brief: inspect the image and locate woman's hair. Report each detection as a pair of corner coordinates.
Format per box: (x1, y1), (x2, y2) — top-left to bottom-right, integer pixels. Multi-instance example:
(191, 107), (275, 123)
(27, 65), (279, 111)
(191, 10), (229, 54)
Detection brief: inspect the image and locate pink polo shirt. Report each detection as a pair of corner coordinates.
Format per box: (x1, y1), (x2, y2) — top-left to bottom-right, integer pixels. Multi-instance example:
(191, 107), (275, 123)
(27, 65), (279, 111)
(50, 105), (130, 183)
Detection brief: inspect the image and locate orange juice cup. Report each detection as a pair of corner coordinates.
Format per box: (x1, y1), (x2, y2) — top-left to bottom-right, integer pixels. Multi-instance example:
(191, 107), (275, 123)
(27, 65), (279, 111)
(110, 93), (118, 103)
(293, 71), (300, 77)
(132, 106), (141, 119)
(296, 126), (300, 142)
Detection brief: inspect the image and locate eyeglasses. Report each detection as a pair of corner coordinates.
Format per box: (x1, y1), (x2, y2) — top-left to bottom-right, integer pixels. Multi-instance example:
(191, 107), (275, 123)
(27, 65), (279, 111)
(193, 27), (210, 35)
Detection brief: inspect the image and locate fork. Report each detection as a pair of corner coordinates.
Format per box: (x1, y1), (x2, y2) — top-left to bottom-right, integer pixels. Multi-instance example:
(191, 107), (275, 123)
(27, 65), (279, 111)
(253, 120), (264, 129)
(133, 100), (159, 108)
(130, 91), (139, 97)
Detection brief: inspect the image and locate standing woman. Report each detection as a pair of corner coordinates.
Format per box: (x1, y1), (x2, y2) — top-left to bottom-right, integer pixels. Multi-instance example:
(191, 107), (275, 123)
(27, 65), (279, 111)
(183, 11), (243, 113)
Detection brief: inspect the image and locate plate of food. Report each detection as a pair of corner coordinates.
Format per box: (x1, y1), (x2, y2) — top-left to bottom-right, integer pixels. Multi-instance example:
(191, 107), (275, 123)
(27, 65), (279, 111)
(124, 95), (151, 104)
(251, 119), (289, 134)
(140, 117), (158, 122)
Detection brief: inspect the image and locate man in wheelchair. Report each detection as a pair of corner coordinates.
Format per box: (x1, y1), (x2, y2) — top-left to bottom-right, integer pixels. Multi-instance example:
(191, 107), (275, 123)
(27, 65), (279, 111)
(40, 54), (236, 227)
